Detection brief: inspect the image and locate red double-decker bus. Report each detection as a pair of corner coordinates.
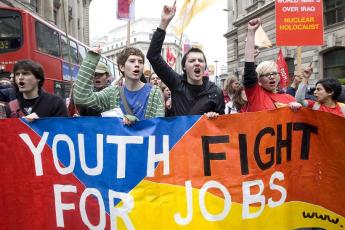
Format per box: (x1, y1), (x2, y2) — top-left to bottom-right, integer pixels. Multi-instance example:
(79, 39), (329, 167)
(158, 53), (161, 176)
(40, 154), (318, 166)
(0, 6), (117, 98)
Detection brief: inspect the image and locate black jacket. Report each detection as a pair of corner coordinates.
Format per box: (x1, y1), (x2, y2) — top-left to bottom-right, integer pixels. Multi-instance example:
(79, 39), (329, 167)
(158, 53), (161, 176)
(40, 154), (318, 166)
(17, 90), (67, 118)
(147, 28), (224, 116)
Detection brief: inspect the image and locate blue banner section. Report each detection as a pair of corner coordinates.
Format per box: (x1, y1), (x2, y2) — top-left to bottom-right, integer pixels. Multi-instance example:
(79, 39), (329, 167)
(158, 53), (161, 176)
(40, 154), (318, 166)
(23, 116), (200, 210)
(62, 62), (79, 81)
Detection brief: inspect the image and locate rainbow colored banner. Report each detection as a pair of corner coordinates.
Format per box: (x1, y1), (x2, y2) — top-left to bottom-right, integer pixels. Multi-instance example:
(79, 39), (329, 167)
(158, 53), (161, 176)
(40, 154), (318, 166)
(0, 108), (344, 229)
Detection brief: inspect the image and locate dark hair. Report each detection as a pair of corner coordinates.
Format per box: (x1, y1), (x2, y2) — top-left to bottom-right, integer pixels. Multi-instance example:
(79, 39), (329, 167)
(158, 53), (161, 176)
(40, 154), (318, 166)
(233, 85), (247, 111)
(13, 59), (45, 89)
(116, 47), (145, 77)
(181, 47), (207, 74)
(316, 78), (342, 100)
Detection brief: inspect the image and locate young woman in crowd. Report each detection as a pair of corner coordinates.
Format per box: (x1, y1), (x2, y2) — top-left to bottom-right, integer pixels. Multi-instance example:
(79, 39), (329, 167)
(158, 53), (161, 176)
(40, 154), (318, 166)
(161, 84), (173, 116)
(296, 68), (345, 117)
(223, 76), (240, 104)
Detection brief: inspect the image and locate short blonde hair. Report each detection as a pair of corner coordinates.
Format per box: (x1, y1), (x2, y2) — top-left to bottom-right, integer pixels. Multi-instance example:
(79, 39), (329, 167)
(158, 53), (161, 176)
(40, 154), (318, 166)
(255, 61), (278, 77)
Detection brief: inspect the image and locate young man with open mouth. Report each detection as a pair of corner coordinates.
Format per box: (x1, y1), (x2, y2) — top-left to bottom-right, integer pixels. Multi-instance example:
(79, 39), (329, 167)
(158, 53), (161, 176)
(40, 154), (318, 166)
(13, 59), (67, 121)
(74, 46), (165, 125)
(147, 2), (224, 117)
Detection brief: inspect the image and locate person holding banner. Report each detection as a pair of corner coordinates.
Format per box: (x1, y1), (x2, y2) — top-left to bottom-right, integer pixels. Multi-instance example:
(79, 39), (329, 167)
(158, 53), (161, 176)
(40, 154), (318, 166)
(295, 68), (345, 117)
(243, 18), (300, 112)
(146, 1), (225, 117)
(12, 60), (67, 121)
(74, 47), (165, 125)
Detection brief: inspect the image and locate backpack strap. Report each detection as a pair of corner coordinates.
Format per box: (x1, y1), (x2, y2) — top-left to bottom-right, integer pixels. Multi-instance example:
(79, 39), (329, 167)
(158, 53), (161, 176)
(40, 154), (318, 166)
(119, 86), (134, 116)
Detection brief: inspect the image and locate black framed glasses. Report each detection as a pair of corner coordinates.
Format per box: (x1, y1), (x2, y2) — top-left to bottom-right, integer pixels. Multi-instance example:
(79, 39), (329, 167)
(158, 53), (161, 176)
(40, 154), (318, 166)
(260, 72), (279, 78)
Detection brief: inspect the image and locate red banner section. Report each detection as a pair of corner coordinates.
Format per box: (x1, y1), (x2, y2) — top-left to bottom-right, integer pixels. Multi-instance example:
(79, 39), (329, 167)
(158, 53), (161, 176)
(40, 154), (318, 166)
(276, 0), (324, 46)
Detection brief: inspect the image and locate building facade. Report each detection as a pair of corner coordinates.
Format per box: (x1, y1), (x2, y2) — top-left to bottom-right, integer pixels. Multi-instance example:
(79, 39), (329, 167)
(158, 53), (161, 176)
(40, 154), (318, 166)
(224, 0), (345, 85)
(0, 0), (92, 45)
(93, 18), (184, 74)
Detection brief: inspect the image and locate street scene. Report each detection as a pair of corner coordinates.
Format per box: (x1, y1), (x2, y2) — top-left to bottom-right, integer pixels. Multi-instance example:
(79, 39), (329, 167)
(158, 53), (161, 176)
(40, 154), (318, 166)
(0, 0), (344, 229)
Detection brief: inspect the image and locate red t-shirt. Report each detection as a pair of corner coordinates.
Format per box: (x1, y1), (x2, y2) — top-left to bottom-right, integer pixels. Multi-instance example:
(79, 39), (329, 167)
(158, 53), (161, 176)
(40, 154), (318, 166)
(307, 100), (344, 117)
(245, 84), (295, 112)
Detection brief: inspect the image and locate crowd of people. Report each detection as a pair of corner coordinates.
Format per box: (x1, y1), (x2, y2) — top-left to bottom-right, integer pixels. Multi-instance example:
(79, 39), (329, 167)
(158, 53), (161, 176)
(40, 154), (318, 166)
(0, 3), (344, 123)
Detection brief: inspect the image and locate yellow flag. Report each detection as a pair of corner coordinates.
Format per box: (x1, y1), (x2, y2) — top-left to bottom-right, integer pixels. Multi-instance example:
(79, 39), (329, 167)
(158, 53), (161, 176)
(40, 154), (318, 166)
(174, 0), (217, 37)
(255, 25), (272, 48)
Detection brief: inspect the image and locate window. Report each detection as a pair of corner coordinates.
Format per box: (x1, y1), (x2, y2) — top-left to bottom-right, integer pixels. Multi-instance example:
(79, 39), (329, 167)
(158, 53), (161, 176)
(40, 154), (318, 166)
(35, 21), (60, 57)
(245, 0), (264, 13)
(233, 39), (238, 59)
(324, 48), (345, 82)
(0, 9), (23, 53)
(69, 40), (78, 64)
(78, 44), (87, 63)
(61, 35), (78, 64)
(108, 63), (115, 78)
(324, 0), (345, 26)
(101, 57), (107, 64)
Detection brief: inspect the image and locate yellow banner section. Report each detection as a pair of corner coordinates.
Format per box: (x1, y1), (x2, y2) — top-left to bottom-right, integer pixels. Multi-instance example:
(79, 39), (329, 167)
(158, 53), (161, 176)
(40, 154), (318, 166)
(123, 180), (344, 230)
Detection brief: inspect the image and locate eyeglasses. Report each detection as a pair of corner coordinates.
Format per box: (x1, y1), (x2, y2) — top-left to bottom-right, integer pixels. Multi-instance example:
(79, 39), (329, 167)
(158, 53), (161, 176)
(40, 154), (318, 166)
(260, 72), (279, 78)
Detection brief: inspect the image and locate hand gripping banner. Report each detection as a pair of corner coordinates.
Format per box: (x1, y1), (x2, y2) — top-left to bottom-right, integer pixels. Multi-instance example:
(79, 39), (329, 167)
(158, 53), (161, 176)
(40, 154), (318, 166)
(0, 108), (344, 229)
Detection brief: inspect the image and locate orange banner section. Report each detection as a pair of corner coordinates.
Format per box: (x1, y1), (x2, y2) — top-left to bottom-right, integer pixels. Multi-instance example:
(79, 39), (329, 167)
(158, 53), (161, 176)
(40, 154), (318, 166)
(150, 108), (345, 218)
(275, 0), (324, 46)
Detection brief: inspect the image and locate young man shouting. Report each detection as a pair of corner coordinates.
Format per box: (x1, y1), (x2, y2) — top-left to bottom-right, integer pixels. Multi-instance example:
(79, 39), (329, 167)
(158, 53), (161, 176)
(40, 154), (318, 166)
(147, 2), (224, 117)
(74, 47), (164, 124)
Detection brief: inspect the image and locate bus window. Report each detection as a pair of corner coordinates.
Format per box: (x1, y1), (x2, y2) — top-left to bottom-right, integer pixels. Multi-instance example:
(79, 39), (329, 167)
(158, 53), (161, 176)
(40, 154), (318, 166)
(61, 35), (69, 61)
(78, 44), (87, 63)
(61, 35), (78, 64)
(35, 21), (60, 57)
(0, 9), (22, 53)
(108, 63), (115, 78)
(100, 57), (107, 64)
(69, 40), (78, 64)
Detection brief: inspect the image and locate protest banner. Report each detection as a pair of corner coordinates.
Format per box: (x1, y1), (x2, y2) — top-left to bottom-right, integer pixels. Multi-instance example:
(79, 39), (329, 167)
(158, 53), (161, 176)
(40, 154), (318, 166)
(276, 48), (289, 90)
(275, 0), (324, 46)
(0, 108), (344, 229)
(117, 0), (135, 21)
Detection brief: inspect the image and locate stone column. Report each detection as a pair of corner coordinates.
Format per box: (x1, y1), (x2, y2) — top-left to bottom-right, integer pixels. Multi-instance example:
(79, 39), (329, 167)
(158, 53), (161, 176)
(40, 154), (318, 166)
(227, 0), (235, 31)
(54, 0), (63, 30)
(36, 0), (44, 16)
(83, 0), (91, 45)
(78, 0), (84, 42)
(70, 0), (78, 38)
(43, 0), (54, 24)
(61, 0), (69, 34)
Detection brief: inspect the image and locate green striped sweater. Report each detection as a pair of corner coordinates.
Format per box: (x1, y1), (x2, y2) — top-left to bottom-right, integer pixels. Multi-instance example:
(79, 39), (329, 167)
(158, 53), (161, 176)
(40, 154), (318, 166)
(73, 51), (165, 119)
